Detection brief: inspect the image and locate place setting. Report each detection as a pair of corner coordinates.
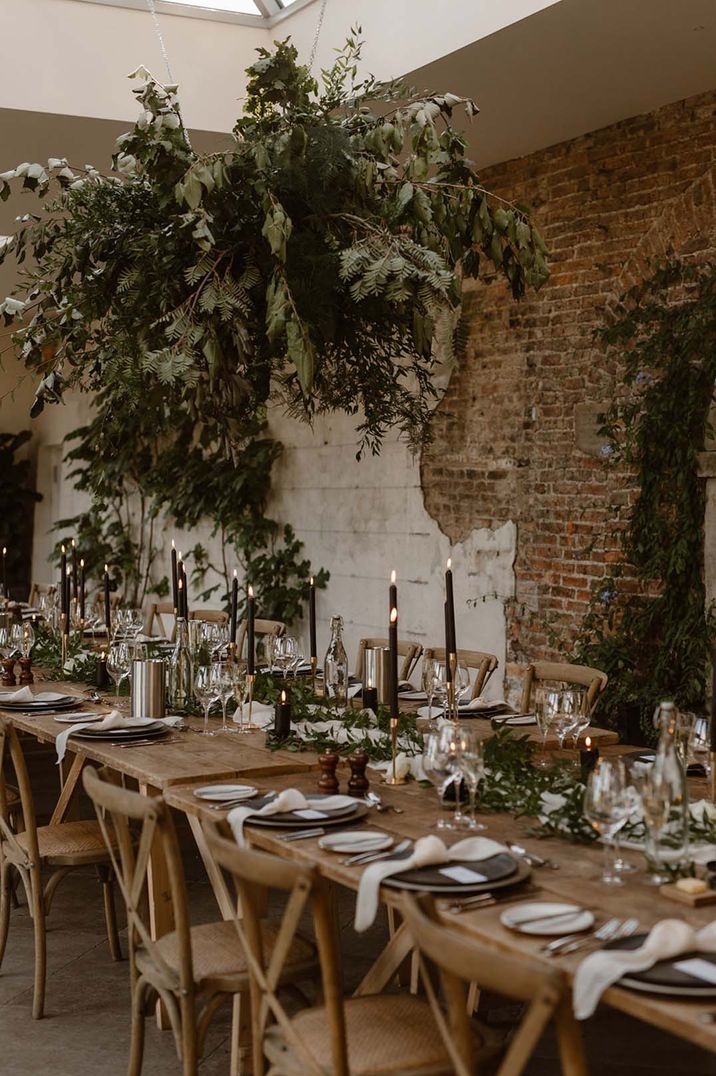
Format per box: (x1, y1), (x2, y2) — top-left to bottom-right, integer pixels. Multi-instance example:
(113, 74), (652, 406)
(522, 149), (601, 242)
(226, 787), (369, 845)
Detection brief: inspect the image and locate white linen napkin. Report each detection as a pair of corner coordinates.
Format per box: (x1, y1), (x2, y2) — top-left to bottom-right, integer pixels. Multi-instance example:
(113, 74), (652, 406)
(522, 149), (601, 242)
(0, 686), (35, 704)
(232, 701), (274, 728)
(55, 711), (183, 764)
(573, 919), (716, 1019)
(354, 834), (507, 932)
(368, 752), (428, 783)
(227, 789), (356, 846)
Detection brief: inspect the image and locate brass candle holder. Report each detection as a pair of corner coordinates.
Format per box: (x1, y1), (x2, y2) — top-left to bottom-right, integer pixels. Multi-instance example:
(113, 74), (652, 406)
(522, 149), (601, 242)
(61, 632), (69, 670)
(244, 672), (259, 731)
(311, 655), (317, 697)
(383, 716), (407, 786)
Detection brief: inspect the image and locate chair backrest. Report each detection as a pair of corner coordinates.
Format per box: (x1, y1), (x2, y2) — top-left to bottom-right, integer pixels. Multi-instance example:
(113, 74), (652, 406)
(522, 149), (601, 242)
(520, 661), (608, 716)
(0, 719), (41, 872)
(354, 638), (423, 683)
(423, 648), (499, 700)
(236, 618), (286, 662)
(82, 767), (195, 1003)
(144, 600), (175, 638)
(28, 582), (56, 607)
(189, 608), (229, 626)
(400, 893), (587, 1076)
(202, 820), (348, 1076)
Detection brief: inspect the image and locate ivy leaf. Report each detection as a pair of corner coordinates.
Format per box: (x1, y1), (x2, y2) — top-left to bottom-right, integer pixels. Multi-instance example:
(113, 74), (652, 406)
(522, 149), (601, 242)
(286, 316), (316, 396)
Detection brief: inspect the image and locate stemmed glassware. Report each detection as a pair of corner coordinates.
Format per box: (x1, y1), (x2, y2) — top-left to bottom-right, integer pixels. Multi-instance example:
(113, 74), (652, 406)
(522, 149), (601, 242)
(194, 664), (219, 736)
(632, 768), (675, 886)
(432, 662), (470, 718)
(422, 728), (457, 829)
(264, 632), (278, 673)
(230, 660), (249, 733)
(534, 687), (559, 769)
(203, 621), (228, 659)
(421, 657), (438, 720)
(454, 726), (486, 831)
(569, 691), (591, 751)
(583, 758), (629, 886)
(214, 661), (235, 733)
(107, 641), (131, 707)
(10, 621), (34, 660)
(275, 635), (299, 680)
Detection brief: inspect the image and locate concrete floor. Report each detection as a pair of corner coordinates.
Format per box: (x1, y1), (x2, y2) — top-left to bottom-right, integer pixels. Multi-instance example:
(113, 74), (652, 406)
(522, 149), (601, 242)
(1, 747), (715, 1074)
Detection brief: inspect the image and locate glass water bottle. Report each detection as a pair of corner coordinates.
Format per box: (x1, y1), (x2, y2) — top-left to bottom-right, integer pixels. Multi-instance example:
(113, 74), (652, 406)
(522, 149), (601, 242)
(646, 701), (690, 877)
(170, 617), (194, 709)
(324, 615), (348, 706)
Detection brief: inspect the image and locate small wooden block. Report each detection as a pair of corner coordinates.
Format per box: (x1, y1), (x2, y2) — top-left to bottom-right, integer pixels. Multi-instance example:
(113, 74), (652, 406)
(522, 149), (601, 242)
(659, 883), (716, 907)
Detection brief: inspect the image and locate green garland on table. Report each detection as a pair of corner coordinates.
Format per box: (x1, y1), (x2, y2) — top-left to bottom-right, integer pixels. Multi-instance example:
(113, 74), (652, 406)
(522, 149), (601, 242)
(31, 624), (99, 683)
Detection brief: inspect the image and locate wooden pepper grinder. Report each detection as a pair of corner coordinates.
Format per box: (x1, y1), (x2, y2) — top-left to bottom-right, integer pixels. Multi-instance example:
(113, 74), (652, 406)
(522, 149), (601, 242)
(317, 751), (340, 794)
(18, 657), (34, 685)
(347, 750), (370, 797)
(1, 657), (17, 687)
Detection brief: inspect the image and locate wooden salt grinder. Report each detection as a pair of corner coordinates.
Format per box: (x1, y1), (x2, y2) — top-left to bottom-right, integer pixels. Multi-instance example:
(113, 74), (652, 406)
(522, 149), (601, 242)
(317, 751), (340, 794)
(348, 751), (370, 797)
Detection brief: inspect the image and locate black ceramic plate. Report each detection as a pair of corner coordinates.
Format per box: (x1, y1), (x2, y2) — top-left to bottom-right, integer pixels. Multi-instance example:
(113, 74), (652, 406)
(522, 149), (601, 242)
(382, 852), (523, 893)
(72, 720), (167, 740)
(604, 933), (716, 996)
(246, 798), (368, 828)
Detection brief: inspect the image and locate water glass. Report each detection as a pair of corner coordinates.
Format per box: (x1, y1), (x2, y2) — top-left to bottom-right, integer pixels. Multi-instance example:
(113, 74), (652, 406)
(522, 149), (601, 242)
(583, 758), (628, 886)
(422, 728), (458, 829)
(107, 642), (132, 706)
(421, 658), (437, 720)
(432, 662), (470, 718)
(534, 687), (560, 769)
(214, 661), (235, 733)
(194, 664), (219, 736)
(275, 635), (299, 679)
(454, 726), (486, 831)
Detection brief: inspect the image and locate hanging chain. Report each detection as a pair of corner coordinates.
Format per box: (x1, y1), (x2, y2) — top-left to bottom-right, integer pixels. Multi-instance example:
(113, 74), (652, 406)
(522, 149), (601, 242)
(144, 0), (192, 150)
(308, 0), (329, 71)
(145, 0), (175, 83)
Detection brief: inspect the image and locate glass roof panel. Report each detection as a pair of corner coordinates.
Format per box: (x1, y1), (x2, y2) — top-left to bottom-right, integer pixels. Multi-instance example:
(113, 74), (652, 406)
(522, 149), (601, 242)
(161, 0), (262, 14)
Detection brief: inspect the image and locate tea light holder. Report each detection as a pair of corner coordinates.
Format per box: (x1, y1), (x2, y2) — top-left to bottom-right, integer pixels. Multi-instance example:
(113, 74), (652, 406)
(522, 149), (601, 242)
(96, 650), (110, 690)
(580, 736), (599, 780)
(275, 688), (292, 738)
(244, 673), (259, 731)
(383, 716), (407, 786)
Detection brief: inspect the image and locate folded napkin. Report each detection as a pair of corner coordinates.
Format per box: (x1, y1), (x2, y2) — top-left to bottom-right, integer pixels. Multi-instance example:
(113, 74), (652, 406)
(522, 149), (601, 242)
(0, 686), (35, 704)
(55, 711), (182, 764)
(368, 751), (428, 783)
(573, 919), (716, 1019)
(232, 700), (274, 728)
(227, 789), (355, 846)
(354, 834), (506, 932)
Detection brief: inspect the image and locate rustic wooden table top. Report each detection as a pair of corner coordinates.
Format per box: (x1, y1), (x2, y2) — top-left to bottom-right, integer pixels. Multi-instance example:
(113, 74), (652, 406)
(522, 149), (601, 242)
(165, 766), (716, 1054)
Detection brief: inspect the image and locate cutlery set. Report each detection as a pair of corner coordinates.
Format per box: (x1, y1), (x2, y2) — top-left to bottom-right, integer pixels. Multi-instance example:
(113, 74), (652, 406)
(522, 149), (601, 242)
(542, 916), (640, 957)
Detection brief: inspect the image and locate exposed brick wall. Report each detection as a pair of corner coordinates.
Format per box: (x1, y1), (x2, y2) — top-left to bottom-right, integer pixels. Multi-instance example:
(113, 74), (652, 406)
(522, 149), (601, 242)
(421, 89), (716, 662)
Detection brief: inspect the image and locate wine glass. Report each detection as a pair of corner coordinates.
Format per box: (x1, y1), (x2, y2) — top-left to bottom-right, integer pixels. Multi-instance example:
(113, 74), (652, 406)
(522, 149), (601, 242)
(421, 657), (437, 720)
(432, 662), (470, 719)
(275, 635), (298, 680)
(230, 660), (249, 733)
(106, 642), (131, 707)
(455, 726), (486, 832)
(203, 621), (228, 659)
(194, 664), (219, 736)
(20, 621), (35, 659)
(423, 727), (458, 829)
(214, 661), (234, 734)
(569, 691), (591, 750)
(690, 715), (711, 777)
(264, 631), (278, 672)
(533, 687), (559, 769)
(10, 622), (24, 658)
(632, 768), (674, 886)
(583, 759), (628, 886)
(673, 710), (696, 770)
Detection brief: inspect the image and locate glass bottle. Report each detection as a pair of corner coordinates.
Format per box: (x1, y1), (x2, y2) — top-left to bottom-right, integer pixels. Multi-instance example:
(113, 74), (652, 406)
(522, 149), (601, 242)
(323, 615), (348, 706)
(170, 617), (194, 709)
(645, 701), (690, 878)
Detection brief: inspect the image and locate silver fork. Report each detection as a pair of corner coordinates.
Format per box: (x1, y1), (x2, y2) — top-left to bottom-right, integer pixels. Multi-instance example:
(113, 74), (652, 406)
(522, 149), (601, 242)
(543, 916), (622, 956)
(546, 917), (639, 958)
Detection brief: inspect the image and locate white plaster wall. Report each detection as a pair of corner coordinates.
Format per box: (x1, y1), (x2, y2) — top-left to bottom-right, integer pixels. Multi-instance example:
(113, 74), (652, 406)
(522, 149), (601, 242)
(265, 409), (515, 698)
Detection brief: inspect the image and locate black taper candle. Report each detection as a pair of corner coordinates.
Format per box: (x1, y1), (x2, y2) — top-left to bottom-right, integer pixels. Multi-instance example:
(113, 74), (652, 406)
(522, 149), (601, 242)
(389, 569), (397, 618)
(182, 558), (190, 620)
(103, 564), (111, 634)
(710, 642), (716, 752)
(275, 687), (292, 738)
(445, 557), (456, 655)
(71, 539), (78, 602)
(230, 569), (238, 644)
(247, 585), (255, 675)
(79, 558), (85, 622)
(1, 545), (7, 599)
(389, 606), (399, 718)
(170, 540), (178, 614)
(64, 565), (71, 636)
(444, 601), (453, 683)
(60, 545), (67, 614)
(309, 576), (317, 659)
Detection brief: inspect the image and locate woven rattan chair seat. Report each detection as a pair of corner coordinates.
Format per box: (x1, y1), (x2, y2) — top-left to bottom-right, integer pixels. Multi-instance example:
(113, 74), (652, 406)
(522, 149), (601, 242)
(15, 819), (113, 866)
(138, 920), (316, 993)
(265, 995), (455, 1076)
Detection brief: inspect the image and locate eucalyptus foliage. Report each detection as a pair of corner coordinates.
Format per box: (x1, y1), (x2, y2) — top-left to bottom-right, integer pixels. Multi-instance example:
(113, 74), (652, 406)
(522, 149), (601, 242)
(576, 260), (716, 732)
(0, 34), (548, 457)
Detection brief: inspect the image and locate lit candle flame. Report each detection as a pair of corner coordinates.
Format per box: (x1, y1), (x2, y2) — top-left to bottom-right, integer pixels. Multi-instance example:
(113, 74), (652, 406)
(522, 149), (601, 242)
(80, 558), (84, 568)
(178, 578), (183, 590)
(62, 544), (66, 554)
(71, 538), (76, 548)
(66, 565), (71, 577)
(171, 538), (175, 550)
(233, 568), (238, 579)
(585, 736), (592, 749)
(104, 563), (109, 574)
(248, 584), (254, 598)
(2, 547), (6, 556)
(390, 569), (396, 584)
(177, 550), (182, 562)
(390, 607), (397, 624)
(281, 689), (287, 703)
(447, 557), (452, 571)
(309, 575), (314, 586)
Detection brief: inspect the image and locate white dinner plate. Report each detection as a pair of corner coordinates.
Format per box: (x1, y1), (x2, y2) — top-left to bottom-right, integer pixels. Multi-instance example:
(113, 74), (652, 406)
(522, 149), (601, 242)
(500, 901), (594, 936)
(318, 831), (393, 854)
(193, 784), (257, 802)
(0, 691), (74, 703)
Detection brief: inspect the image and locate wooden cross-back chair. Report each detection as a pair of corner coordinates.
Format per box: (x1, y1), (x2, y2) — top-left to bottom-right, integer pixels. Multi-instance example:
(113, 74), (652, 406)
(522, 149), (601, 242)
(520, 661), (608, 717)
(400, 893), (588, 1076)
(236, 618), (286, 662)
(423, 647), (499, 700)
(202, 820), (456, 1076)
(27, 582), (57, 608)
(354, 638), (423, 685)
(144, 604), (229, 643)
(83, 768), (318, 1076)
(0, 721), (120, 1020)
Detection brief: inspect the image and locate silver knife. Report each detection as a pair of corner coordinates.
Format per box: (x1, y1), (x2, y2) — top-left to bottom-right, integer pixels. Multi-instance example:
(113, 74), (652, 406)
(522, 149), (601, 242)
(344, 838), (412, 867)
(279, 828), (325, 841)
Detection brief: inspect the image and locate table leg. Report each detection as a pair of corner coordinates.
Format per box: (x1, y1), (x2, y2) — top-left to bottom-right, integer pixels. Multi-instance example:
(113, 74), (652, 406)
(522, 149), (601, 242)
(52, 753), (85, 825)
(353, 921), (415, 996)
(187, 815), (234, 920)
(139, 782), (175, 1030)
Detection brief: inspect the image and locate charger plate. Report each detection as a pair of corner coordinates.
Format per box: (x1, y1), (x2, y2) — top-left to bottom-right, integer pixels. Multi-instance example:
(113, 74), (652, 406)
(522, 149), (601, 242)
(604, 934), (716, 997)
(382, 853), (529, 895)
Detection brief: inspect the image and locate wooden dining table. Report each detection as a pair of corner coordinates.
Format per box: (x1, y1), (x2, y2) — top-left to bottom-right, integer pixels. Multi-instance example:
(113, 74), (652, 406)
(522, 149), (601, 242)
(0, 677), (702, 1073)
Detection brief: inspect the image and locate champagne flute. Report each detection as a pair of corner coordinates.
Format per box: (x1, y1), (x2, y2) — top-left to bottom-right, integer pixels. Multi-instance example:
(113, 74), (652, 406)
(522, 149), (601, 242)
(230, 660), (248, 733)
(455, 725), (486, 831)
(421, 657), (437, 720)
(584, 759), (628, 886)
(194, 664), (218, 736)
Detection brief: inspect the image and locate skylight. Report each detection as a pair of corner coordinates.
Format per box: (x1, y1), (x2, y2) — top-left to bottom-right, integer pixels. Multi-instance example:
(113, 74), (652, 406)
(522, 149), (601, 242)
(67, 0), (314, 28)
(161, 0), (262, 13)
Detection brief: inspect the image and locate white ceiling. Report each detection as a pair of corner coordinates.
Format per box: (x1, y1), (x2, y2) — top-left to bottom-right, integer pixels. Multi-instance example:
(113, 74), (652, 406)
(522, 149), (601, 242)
(406, 0), (716, 168)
